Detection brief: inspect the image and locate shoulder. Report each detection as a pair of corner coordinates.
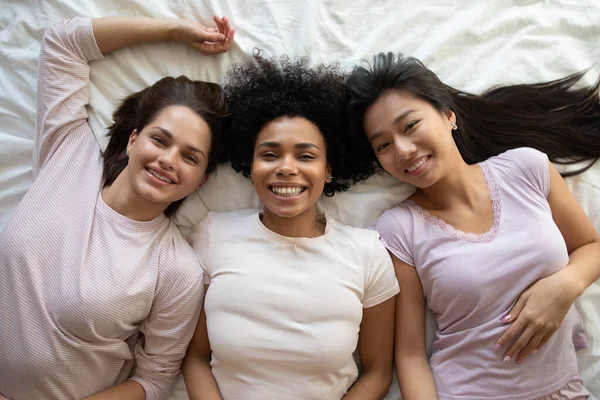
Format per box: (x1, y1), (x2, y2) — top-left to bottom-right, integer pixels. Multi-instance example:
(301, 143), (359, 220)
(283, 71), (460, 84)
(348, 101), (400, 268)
(488, 147), (548, 174)
(376, 203), (414, 238)
(156, 222), (204, 286)
(327, 215), (381, 245)
(486, 147), (550, 196)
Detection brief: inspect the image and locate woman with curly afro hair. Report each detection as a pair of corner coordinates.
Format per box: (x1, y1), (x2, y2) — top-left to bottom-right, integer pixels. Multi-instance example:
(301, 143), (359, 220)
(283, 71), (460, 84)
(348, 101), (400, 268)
(182, 52), (399, 400)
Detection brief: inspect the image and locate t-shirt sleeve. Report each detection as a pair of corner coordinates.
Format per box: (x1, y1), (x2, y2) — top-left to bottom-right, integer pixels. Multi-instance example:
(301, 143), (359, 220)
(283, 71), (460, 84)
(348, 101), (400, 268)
(362, 232), (400, 308)
(130, 250), (203, 400)
(376, 207), (415, 266)
(188, 212), (215, 284)
(504, 147), (550, 198)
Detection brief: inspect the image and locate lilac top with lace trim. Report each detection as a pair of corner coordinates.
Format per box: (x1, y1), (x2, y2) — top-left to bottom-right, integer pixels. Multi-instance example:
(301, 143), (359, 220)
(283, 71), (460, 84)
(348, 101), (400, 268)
(377, 148), (588, 400)
(404, 163), (502, 243)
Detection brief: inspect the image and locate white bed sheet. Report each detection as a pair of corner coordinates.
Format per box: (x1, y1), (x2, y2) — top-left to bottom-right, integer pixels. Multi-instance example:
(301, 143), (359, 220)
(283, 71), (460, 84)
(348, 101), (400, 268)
(1, 0), (599, 397)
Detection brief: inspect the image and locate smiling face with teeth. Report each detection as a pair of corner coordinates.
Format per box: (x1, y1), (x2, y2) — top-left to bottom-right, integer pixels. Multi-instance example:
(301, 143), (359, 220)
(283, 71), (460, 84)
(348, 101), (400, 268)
(363, 90), (461, 189)
(122, 105), (212, 213)
(251, 116), (332, 224)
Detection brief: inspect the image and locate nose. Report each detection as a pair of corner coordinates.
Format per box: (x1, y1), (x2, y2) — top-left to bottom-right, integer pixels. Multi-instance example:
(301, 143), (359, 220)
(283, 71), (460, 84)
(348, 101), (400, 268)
(276, 154), (298, 176)
(158, 147), (177, 170)
(393, 136), (417, 164)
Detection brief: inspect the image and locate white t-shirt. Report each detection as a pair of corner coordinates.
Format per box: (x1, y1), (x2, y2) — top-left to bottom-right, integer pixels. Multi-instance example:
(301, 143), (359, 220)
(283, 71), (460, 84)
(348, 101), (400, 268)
(189, 209), (399, 400)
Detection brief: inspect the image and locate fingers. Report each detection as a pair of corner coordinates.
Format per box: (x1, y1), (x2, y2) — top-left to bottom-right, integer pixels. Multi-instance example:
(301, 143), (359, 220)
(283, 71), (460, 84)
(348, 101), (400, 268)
(502, 294), (529, 325)
(515, 329), (547, 363)
(502, 324), (537, 363)
(537, 330), (554, 350)
(213, 15), (226, 34)
(495, 312), (527, 352)
(194, 28), (235, 55)
(222, 16), (232, 35)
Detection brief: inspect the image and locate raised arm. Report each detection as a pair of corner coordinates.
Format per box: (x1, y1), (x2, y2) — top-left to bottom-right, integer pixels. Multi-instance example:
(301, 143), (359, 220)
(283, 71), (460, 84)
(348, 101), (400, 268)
(392, 255), (438, 400)
(34, 15), (234, 177)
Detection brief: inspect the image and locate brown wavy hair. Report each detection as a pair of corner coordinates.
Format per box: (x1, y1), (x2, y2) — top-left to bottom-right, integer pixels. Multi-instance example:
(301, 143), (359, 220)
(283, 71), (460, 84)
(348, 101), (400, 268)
(102, 76), (230, 217)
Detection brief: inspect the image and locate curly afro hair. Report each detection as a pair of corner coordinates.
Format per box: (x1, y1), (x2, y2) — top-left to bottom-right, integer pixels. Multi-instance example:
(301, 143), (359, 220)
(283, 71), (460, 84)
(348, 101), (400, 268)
(224, 50), (355, 196)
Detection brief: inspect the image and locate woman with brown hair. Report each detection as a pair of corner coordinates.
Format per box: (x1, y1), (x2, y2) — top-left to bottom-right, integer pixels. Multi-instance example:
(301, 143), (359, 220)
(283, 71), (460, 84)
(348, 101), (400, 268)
(0, 15), (234, 400)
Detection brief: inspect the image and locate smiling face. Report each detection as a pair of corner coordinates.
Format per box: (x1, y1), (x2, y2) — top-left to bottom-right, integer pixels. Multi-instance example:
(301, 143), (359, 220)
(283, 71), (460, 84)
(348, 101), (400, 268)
(251, 116), (331, 220)
(363, 90), (457, 189)
(126, 105), (211, 208)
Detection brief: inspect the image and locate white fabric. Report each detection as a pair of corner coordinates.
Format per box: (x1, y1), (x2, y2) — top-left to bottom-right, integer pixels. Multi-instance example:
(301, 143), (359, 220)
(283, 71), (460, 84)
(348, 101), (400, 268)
(1, 0), (599, 398)
(188, 209), (399, 399)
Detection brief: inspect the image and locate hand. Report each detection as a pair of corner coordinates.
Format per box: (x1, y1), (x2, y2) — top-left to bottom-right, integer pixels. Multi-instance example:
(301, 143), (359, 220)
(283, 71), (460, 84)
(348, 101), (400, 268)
(0, 395), (11, 400)
(494, 268), (581, 364)
(171, 16), (235, 55)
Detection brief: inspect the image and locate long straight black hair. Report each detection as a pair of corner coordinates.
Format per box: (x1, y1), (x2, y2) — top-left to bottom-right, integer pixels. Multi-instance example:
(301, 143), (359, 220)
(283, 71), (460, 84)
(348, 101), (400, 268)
(345, 52), (600, 180)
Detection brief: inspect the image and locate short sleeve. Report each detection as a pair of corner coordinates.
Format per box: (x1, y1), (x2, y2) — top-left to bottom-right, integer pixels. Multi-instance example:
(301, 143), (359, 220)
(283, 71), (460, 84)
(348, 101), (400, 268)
(188, 212), (215, 284)
(376, 207), (415, 266)
(503, 147), (550, 198)
(362, 233), (400, 308)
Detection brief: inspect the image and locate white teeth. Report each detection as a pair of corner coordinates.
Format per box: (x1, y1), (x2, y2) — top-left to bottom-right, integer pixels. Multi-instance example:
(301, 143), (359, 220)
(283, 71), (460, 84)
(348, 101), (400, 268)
(148, 169), (173, 183)
(407, 157), (428, 173)
(270, 186), (304, 197)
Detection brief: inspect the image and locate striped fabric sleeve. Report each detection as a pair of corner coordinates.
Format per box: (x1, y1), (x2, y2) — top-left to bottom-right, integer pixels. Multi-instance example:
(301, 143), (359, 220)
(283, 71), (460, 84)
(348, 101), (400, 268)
(34, 17), (104, 177)
(130, 255), (204, 400)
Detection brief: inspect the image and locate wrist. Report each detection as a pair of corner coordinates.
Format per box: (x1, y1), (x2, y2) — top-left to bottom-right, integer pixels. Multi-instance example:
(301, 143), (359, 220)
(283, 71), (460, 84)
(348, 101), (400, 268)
(162, 18), (182, 42)
(560, 265), (585, 299)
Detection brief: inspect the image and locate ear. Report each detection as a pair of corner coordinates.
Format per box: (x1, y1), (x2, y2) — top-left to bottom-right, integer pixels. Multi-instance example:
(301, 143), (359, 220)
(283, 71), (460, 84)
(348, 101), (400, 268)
(198, 174), (210, 189)
(325, 163), (333, 183)
(443, 109), (456, 125)
(127, 129), (139, 153)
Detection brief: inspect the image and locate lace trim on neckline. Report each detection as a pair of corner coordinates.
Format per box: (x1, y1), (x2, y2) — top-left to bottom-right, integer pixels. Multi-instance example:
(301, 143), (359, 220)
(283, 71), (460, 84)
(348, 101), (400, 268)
(405, 163), (501, 243)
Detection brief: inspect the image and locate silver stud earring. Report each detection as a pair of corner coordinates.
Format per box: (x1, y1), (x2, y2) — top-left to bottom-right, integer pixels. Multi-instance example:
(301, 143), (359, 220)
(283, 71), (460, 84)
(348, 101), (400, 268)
(451, 122), (458, 131)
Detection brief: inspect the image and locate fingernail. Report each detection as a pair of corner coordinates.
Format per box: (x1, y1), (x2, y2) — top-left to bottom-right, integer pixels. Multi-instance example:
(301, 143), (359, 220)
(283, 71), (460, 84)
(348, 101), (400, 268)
(503, 356), (511, 363)
(494, 344), (501, 351)
(532, 349), (538, 355)
(517, 358), (523, 364)
(500, 315), (511, 324)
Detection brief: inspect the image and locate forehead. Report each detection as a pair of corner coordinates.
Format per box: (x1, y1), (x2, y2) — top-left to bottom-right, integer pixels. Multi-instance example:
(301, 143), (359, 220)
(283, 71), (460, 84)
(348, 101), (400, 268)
(151, 105), (211, 146)
(364, 90), (431, 134)
(255, 116), (325, 148)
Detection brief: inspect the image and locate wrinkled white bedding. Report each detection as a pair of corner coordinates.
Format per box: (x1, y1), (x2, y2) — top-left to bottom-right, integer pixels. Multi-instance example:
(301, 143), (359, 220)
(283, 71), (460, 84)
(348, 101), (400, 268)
(1, 0), (598, 397)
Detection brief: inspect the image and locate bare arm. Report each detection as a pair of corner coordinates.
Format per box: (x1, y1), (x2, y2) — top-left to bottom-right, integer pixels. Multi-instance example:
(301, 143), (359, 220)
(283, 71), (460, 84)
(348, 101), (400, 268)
(342, 297), (395, 400)
(182, 285), (222, 400)
(34, 15), (233, 176)
(84, 381), (145, 400)
(497, 162), (600, 362)
(392, 255), (438, 400)
(92, 15), (234, 56)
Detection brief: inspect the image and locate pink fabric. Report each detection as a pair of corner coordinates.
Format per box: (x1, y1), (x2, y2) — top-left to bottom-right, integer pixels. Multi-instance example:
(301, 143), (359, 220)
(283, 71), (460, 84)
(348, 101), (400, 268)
(535, 376), (591, 400)
(377, 148), (588, 400)
(0, 18), (203, 400)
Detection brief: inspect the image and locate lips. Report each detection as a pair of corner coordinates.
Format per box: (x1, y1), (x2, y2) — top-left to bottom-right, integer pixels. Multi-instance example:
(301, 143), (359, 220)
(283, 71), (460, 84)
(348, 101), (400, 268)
(405, 156), (429, 174)
(146, 167), (176, 184)
(269, 184), (307, 197)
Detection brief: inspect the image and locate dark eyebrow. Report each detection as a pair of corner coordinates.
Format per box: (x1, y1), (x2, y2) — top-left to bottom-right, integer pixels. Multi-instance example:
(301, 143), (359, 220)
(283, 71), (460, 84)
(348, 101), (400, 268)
(256, 141), (321, 150)
(153, 126), (206, 158)
(368, 109), (416, 143)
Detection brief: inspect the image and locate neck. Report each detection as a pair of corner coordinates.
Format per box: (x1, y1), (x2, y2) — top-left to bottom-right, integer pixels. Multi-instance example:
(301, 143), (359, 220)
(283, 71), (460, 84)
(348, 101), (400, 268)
(261, 207), (321, 238)
(419, 156), (484, 211)
(102, 169), (168, 222)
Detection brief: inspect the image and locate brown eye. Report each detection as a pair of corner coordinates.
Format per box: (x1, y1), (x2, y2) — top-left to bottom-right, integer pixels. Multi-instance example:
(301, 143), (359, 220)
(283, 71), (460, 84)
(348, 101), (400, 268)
(404, 121), (419, 133)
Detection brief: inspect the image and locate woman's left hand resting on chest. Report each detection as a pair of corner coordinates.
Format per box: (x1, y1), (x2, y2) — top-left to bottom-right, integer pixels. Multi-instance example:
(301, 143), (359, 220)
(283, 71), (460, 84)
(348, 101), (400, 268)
(495, 162), (600, 364)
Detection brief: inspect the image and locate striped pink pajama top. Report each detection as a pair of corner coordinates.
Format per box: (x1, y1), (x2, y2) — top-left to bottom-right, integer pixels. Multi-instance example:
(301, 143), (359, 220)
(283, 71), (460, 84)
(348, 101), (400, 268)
(0, 17), (203, 400)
